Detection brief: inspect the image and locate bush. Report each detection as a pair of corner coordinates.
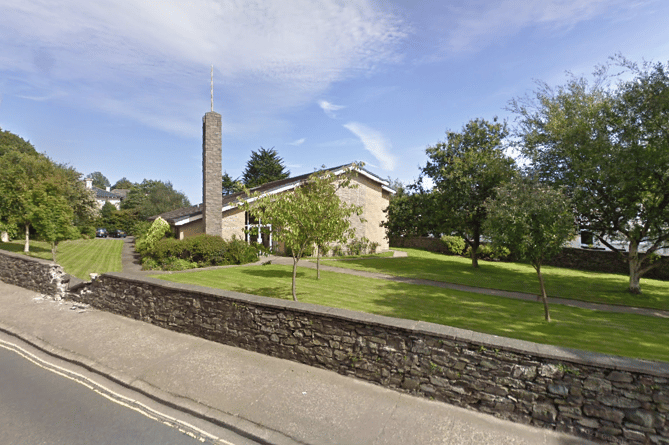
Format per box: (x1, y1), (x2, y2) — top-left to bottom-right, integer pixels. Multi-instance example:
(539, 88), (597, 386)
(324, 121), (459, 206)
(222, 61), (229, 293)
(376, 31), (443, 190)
(476, 244), (511, 261)
(181, 234), (228, 267)
(161, 257), (198, 271)
(227, 235), (260, 264)
(152, 238), (185, 263)
(135, 217), (171, 255)
(368, 241), (380, 254)
(331, 244), (344, 256)
(441, 235), (465, 255)
(347, 237), (369, 256)
(141, 257), (160, 271)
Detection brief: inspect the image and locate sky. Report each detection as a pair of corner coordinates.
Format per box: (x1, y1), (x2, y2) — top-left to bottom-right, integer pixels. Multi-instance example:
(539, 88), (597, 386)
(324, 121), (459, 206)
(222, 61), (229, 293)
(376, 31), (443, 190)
(1, 0), (668, 203)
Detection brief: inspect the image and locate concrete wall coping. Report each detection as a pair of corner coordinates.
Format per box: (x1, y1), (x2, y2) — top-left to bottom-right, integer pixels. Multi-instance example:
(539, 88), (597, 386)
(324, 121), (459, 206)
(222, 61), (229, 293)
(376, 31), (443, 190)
(107, 272), (669, 378)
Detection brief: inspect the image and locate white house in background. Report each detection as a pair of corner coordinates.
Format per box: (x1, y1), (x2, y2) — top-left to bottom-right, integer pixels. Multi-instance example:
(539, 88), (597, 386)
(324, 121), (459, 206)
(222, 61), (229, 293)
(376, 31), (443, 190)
(84, 177), (126, 210)
(568, 230), (669, 256)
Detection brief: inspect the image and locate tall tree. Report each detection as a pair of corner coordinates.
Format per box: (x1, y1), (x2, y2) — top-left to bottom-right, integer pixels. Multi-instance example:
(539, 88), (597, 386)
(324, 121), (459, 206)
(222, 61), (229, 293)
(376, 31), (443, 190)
(242, 147), (290, 188)
(222, 171), (244, 195)
(121, 179), (191, 220)
(0, 127), (38, 157)
(32, 182), (77, 262)
(112, 177), (135, 190)
(419, 118), (517, 267)
(484, 180), (577, 322)
(510, 57), (669, 294)
(89, 171), (110, 189)
(241, 167), (362, 300)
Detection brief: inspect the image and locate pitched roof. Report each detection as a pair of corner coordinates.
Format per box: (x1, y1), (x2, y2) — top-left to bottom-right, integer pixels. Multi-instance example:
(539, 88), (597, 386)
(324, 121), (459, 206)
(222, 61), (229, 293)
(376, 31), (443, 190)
(92, 186), (123, 200)
(154, 163), (394, 225)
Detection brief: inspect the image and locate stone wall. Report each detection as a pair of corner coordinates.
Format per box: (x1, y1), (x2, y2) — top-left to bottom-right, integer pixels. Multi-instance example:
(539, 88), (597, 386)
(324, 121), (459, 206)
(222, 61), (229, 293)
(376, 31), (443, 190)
(390, 237), (669, 280)
(0, 250), (68, 297)
(2, 249), (668, 444)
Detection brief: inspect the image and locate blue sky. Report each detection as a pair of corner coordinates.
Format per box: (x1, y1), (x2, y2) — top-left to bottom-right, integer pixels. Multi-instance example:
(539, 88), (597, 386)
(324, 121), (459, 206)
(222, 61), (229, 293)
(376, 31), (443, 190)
(1, 0), (668, 203)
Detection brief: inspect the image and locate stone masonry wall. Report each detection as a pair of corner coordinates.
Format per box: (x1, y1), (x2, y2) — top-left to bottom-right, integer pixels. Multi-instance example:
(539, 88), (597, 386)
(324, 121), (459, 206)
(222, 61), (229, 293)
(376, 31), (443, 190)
(70, 273), (669, 444)
(2, 249), (668, 444)
(0, 250), (68, 298)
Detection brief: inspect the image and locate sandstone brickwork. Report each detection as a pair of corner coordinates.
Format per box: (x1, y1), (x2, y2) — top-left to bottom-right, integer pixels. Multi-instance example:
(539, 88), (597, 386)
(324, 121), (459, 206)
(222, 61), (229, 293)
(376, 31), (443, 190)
(202, 111), (222, 237)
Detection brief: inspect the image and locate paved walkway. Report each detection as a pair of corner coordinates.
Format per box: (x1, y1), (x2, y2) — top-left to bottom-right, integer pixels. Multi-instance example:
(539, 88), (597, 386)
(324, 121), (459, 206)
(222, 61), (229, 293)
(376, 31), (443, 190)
(0, 280), (594, 445)
(121, 240), (669, 319)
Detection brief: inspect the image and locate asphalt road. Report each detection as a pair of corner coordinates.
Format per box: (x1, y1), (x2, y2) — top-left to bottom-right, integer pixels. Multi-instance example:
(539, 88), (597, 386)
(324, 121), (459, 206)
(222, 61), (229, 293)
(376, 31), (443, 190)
(0, 342), (267, 445)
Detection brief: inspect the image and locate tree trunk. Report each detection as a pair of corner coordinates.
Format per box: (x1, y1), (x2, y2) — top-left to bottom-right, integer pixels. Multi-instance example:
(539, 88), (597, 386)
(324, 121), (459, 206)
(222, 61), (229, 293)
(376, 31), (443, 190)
(627, 239), (643, 294)
(535, 264), (551, 322)
(316, 246), (321, 280)
(23, 223), (30, 253)
(291, 256), (299, 301)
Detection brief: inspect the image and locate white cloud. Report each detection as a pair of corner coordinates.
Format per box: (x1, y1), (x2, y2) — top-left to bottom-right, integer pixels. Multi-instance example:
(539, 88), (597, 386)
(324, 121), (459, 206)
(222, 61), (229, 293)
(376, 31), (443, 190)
(0, 0), (406, 135)
(343, 122), (396, 170)
(318, 100), (346, 118)
(288, 138), (306, 146)
(443, 0), (633, 54)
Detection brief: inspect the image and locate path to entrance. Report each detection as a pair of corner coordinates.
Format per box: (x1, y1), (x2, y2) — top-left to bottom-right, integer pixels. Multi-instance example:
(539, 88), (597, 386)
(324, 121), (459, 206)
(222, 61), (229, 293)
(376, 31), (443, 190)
(121, 240), (669, 320)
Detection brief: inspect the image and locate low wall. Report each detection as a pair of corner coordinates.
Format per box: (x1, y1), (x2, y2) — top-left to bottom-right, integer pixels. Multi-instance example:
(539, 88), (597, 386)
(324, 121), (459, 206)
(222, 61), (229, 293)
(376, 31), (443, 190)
(2, 250), (668, 444)
(0, 249), (68, 297)
(390, 237), (669, 281)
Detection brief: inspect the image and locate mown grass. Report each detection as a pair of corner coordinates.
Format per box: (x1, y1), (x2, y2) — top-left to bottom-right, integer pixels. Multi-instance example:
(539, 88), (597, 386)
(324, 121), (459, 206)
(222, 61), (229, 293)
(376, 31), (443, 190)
(154, 265), (669, 363)
(0, 239), (123, 280)
(318, 248), (669, 311)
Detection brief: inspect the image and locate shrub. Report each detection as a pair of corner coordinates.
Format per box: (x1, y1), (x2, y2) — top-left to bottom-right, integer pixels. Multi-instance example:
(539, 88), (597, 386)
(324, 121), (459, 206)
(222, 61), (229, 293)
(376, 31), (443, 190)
(161, 257), (198, 271)
(368, 241), (380, 254)
(141, 257), (160, 271)
(331, 244), (344, 256)
(347, 237), (369, 256)
(227, 235), (260, 264)
(152, 238), (185, 263)
(441, 235), (466, 255)
(476, 244), (511, 261)
(180, 234), (228, 267)
(136, 217), (171, 255)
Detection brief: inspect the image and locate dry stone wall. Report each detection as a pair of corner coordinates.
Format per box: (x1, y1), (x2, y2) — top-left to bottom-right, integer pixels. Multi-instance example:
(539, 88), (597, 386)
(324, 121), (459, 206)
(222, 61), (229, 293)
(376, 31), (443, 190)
(0, 250), (68, 298)
(1, 250), (668, 444)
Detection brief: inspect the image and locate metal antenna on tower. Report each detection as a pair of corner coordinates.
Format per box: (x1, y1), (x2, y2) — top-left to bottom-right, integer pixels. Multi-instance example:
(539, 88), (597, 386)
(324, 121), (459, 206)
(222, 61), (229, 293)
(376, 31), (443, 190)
(210, 65), (214, 112)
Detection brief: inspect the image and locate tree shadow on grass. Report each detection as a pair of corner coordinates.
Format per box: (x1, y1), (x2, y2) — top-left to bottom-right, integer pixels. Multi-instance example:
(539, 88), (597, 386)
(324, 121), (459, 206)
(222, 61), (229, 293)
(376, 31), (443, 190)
(0, 241), (51, 257)
(240, 268), (307, 279)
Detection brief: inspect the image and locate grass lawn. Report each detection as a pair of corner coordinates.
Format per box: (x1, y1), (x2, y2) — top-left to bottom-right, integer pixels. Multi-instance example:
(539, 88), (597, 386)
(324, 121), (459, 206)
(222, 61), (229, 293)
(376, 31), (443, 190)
(0, 239), (123, 280)
(154, 265), (669, 364)
(318, 248), (669, 311)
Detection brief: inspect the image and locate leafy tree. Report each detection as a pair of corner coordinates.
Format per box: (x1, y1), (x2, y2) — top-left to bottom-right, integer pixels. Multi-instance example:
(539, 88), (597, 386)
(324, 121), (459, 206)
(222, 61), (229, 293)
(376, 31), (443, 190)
(509, 57), (669, 294)
(112, 177), (135, 190)
(241, 167), (362, 300)
(32, 183), (77, 262)
(222, 171), (244, 195)
(419, 117), (517, 267)
(309, 169), (363, 279)
(242, 147), (290, 188)
(0, 127), (38, 157)
(0, 150), (53, 252)
(121, 179), (191, 220)
(89, 171), (110, 189)
(484, 180), (577, 322)
(382, 188), (439, 238)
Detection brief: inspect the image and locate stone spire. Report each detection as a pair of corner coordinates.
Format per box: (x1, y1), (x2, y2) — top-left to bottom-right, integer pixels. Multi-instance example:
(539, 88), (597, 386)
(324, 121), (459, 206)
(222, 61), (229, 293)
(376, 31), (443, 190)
(202, 68), (222, 237)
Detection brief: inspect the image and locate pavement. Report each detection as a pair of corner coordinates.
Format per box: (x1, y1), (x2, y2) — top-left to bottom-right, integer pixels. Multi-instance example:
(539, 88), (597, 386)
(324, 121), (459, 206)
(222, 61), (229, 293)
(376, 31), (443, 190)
(0, 238), (598, 444)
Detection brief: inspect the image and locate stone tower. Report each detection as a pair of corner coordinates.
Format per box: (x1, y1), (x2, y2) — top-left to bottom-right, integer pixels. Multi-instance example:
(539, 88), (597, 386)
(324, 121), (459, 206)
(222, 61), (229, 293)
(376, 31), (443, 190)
(202, 111), (222, 236)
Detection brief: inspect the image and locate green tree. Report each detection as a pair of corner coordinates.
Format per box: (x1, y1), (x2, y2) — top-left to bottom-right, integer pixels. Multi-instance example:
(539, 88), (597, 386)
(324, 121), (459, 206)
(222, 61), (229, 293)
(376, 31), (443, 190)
(242, 147), (290, 188)
(420, 117), (517, 267)
(121, 180), (191, 220)
(510, 57), (669, 294)
(309, 169), (363, 279)
(484, 180), (577, 322)
(382, 188), (439, 238)
(0, 150), (53, 252)
(32, 183), (77, 262)
(0, 127), (38, 157)
(222, 171), (244, 195)
(89, 171), (110, 189)
(241, 166), (362, 300)
(112, 177), (135, 190)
